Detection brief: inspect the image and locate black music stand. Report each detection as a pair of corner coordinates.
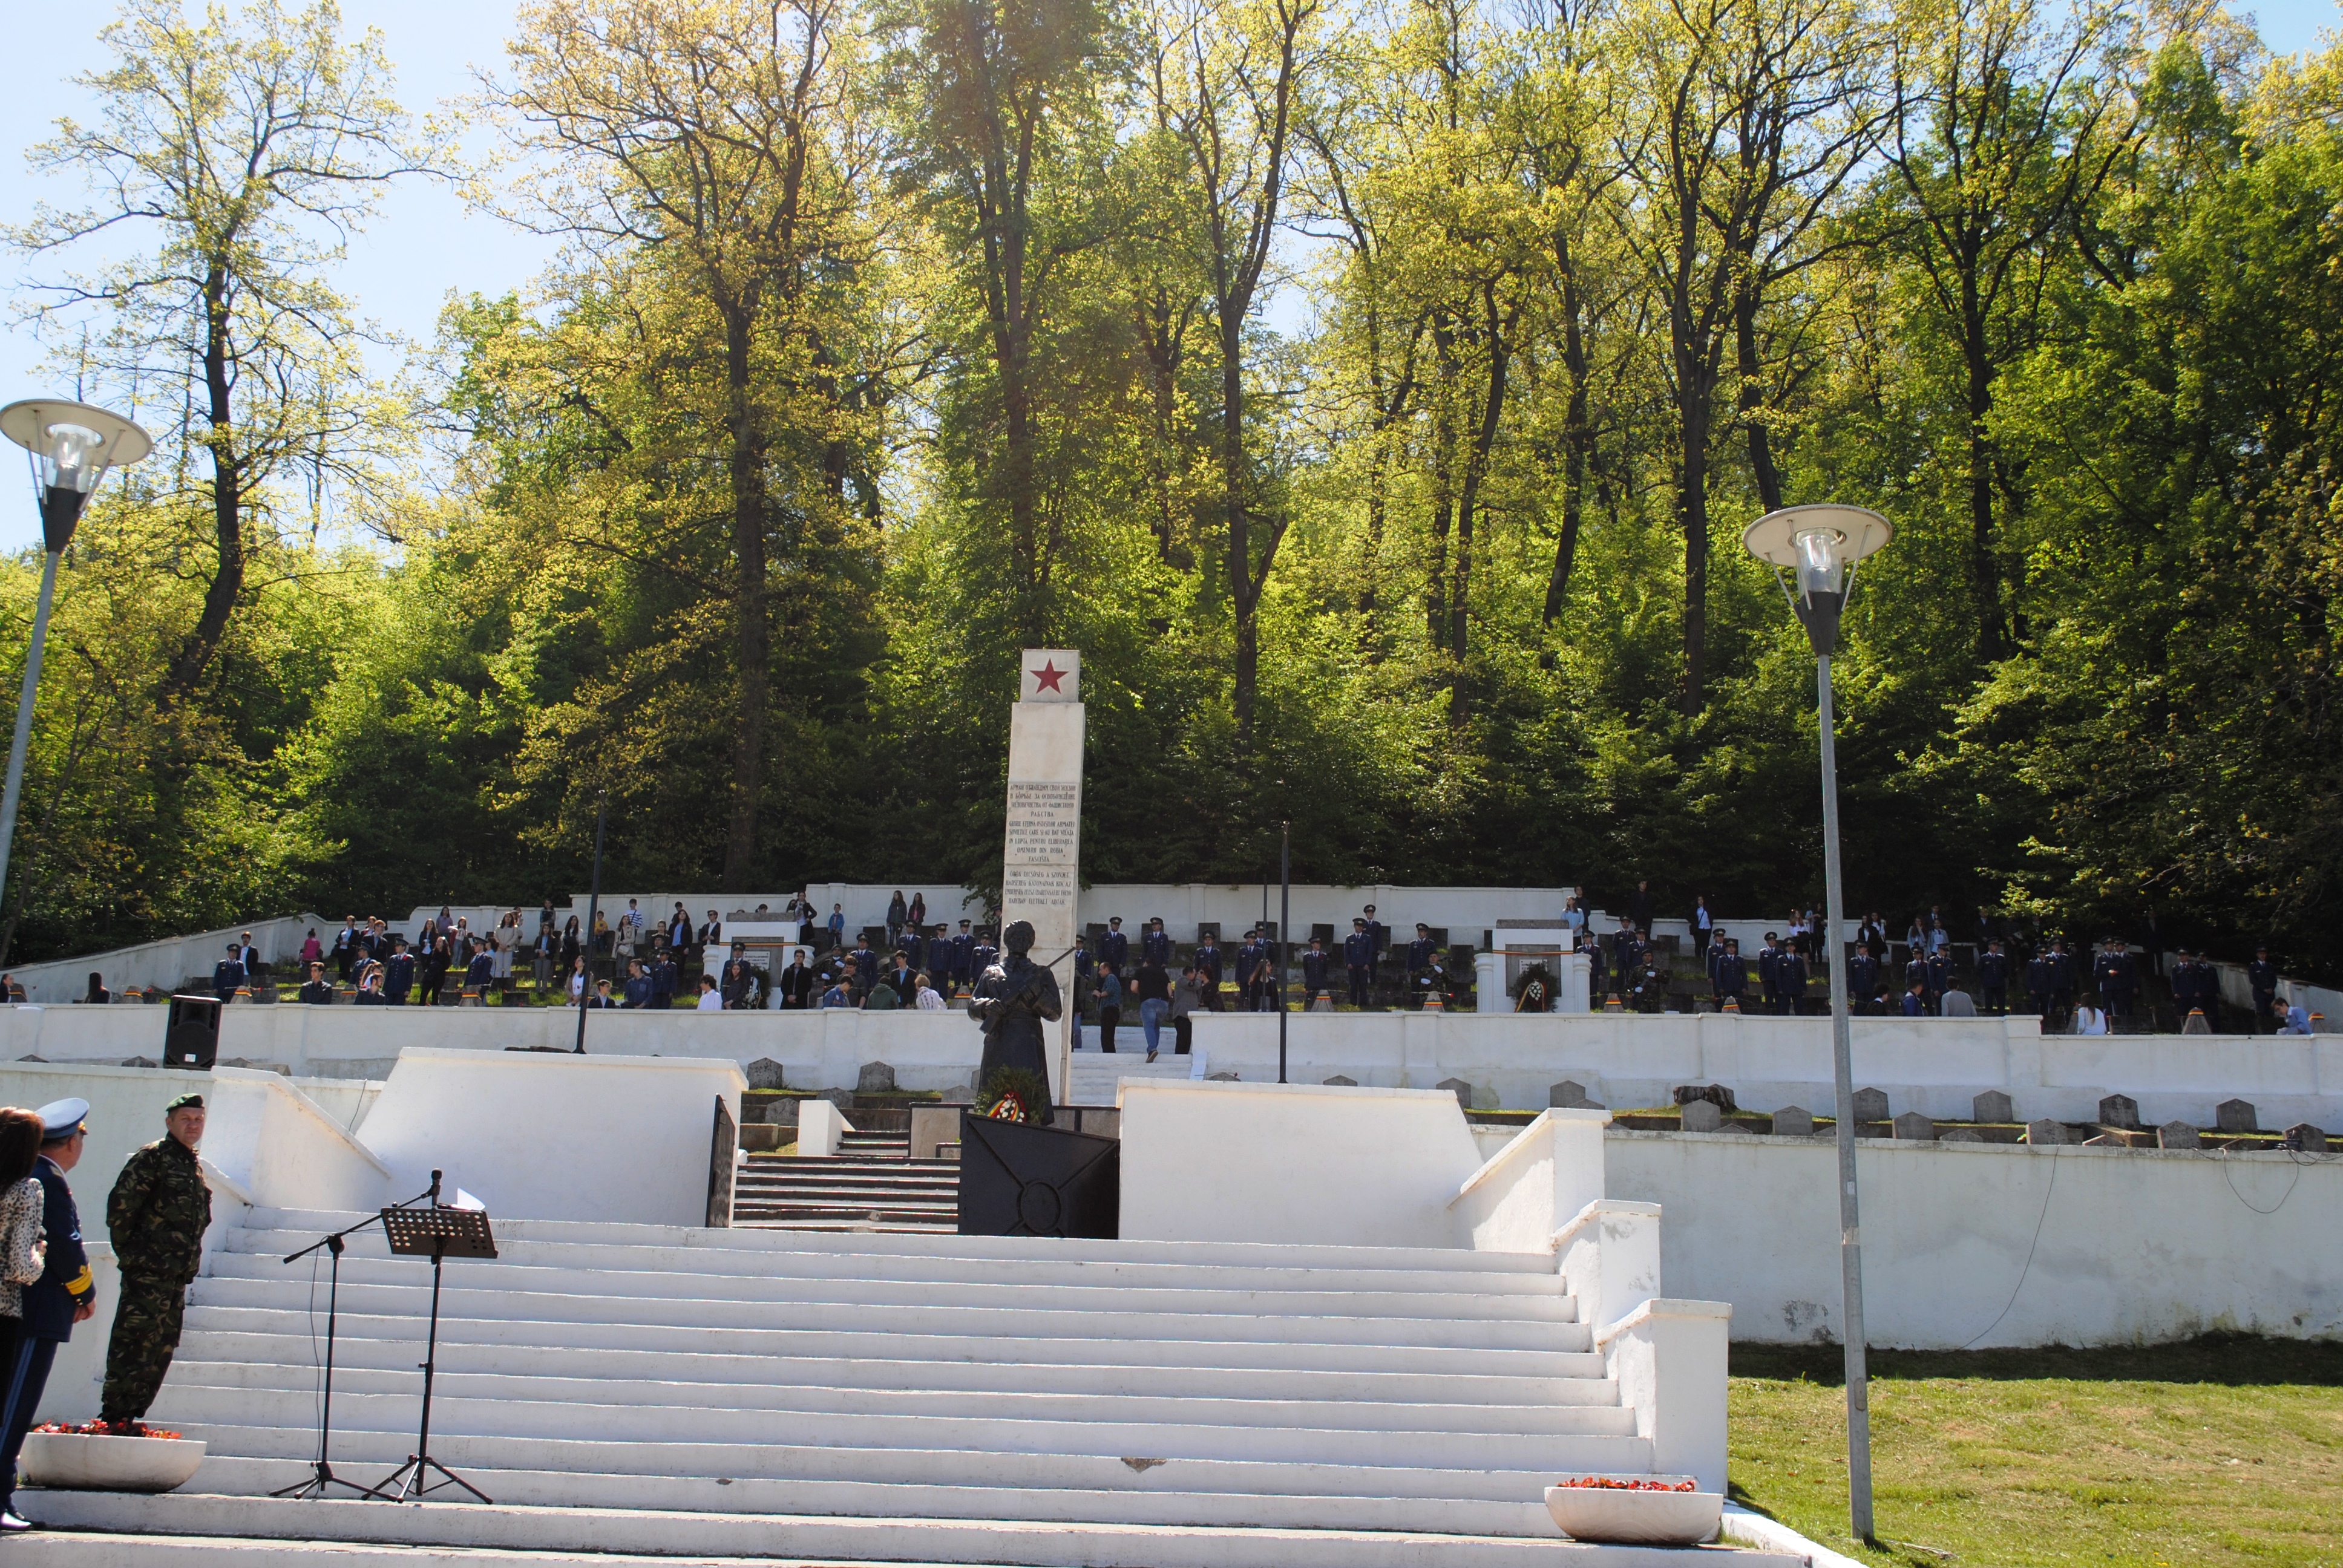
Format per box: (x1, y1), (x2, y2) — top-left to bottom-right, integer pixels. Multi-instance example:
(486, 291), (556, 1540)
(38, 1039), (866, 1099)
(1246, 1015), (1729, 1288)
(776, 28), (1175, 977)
(274, 1204), (416, 1500)
(374, 1192), (497, 1503)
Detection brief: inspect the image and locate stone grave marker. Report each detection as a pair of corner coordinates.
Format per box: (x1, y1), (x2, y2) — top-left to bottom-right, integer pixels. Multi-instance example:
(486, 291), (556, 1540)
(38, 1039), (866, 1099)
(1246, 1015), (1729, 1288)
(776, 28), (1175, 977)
(1437, 1077), (1473, 1110)
(1892, 1111), (1936, 1141)
(2216, 1098), (2258, 1133)
(819, 1088), (854, 1110)
(1323, 1075), (1357, 1086)
(1939, 1127), (1983, 1142)
(1207, 1071), (1241, 1081)
(857, 1061), (899, 1094)
(1550, 1080), (1587, 1107)
(1973, 1089), (2016, 1124)
(744, 1057), (787, 1091)
(2284, 1122), (2328, 1152)
(2025, 1118), (2071, 1146)
(2097, 1094), (2140, 1129)
(2158, 1120), (2201, 1150)
(1771, 1105), (1815, 1137)
(1680, 1100), (1723, 1133)
(1852, 1087), (1890, 1124)
(1673, 1083), (1738, 1112)
(939, 1084), (975, 1105)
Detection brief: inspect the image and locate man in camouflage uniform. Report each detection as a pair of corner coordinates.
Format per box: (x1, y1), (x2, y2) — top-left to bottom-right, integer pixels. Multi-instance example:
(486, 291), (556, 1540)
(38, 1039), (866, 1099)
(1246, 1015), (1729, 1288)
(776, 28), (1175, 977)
(100, 1093), (211, 1429)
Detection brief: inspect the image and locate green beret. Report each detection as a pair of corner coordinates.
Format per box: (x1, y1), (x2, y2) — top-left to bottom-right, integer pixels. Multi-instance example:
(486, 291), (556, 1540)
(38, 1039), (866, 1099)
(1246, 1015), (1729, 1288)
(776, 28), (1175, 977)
(165, 1093), (205, 1114)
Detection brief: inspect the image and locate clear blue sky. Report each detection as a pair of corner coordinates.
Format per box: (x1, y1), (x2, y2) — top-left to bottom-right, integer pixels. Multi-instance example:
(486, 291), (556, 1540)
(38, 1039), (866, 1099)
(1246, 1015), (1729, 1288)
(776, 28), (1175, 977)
(1, 0), (2338, 552)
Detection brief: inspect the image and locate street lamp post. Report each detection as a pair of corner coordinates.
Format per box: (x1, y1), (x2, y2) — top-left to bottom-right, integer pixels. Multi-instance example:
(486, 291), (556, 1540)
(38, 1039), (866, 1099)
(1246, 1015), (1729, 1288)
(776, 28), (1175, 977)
(1743, 502), (1893, 1546)
(0, 399), (152, 916)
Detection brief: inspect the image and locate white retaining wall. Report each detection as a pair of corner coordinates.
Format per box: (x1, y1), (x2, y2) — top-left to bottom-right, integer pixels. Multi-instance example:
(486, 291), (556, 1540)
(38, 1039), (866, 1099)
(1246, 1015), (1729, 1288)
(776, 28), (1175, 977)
(5, 915), (332, 1003)
(356, 1048), (744, 1227)
(1609, 1129), (2342, 1348)
(3, 1007), (2340, 1126)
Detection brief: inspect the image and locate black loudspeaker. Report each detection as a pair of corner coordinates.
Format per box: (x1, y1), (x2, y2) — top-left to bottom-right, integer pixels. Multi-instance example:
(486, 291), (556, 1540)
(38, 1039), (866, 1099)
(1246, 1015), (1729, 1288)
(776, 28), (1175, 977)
(957, 1114), (1119, 1239)
(164, 995), (222, 1070)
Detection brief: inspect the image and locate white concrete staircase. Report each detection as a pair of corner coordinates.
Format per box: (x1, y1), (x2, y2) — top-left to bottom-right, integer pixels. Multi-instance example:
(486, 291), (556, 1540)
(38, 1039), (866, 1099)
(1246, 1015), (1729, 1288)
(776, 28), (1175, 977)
(1068, 1048), (1196, 1103)
(17, 1206), (1790, 1566)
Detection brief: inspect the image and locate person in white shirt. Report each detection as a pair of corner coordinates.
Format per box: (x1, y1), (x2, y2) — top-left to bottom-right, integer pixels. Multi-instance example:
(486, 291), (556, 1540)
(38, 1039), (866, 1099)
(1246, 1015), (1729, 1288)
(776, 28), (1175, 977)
(695, 975), (723, 1011)
(914, 973), (945, 1010)
(2072, 1002), (2108, 1035)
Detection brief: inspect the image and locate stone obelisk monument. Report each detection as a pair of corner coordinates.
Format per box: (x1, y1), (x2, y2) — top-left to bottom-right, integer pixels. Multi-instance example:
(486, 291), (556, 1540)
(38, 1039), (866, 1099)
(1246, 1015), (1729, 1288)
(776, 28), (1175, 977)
(1000, 649), (1083, 1106)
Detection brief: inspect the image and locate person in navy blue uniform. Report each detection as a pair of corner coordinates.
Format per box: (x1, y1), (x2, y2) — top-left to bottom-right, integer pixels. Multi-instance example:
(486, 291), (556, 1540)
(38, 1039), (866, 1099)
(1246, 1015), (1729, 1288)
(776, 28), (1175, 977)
(464, 942), (494, 996)
(851, 935), (879, 998)
(923, 926), (954, 992)
(1193, 933), (1224, 1010)
(1757, 935), (1782, 1014)
(1923, 949), (1953, 1013)
(1300, 937), (1331, 1007)
(1900, 979), (1928, 1016)
(1978, 939), (2009, 1014)
(211, 944), (244, 1004)
(1343, 920), (1375, 1010)
(1775, 943), (1809, 1015)
(0, 1099), (97, 1529)
(649, 950), (679, 1008)
(1362, 906), (1388, 968)
(2043, 939), (2075, 1027)
(385, 939), (416, 1005)
(1704, 930), (1729, 999)
(1714, 940), (1748, 1008)
(1141, 919), (1172, 969)
(951, 921), (975, 991)
(1847, 942), (1879, 1015)
(1406, 924), (1438, 985)
(969, 931), (998, 986)
(2247, 946), (2279, 1033)
(1099, 918), (1129, 979)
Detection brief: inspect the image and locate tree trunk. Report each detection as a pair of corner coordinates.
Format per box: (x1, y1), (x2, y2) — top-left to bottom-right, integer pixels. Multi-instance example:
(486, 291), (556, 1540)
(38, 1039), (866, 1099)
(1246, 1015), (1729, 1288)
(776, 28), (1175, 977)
(1679, 399), (1711, 716)
(1544, 266), (1592, 624)
(1735, 287), (1784, 513)
(165, 264), (245, 702)
(1964, 287), (2007, 661)
(1425, 319), (1457, 650)
(1223, 309), (1256, 748)
(1449, 287), (1510, 725)
(722, 302), (770, 892)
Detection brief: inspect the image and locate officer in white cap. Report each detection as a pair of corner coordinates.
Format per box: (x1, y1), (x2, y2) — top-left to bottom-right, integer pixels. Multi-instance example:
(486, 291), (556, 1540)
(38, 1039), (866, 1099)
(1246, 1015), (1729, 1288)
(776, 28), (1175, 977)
(0, 1098), (96, 1530)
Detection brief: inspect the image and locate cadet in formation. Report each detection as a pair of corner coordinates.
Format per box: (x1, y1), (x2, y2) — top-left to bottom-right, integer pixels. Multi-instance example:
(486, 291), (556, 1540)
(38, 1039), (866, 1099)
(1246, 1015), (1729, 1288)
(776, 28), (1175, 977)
(102, 1093), (212, 1430)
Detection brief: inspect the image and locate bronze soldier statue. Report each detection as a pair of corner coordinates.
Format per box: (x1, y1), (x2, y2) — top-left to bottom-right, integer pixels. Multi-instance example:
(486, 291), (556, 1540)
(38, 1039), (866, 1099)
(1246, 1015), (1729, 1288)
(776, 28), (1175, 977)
(967, 920), (1063, 1125)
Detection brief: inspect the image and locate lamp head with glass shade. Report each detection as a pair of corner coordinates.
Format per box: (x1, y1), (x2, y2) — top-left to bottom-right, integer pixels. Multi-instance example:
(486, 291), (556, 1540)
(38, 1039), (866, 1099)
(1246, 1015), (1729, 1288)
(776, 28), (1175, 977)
(1742, 503), (1893, 657)
(0, 399), (154, 553)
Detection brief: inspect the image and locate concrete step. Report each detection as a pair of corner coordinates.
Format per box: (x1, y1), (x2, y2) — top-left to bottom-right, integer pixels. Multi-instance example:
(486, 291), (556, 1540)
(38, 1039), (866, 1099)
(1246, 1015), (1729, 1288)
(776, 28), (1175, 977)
(186, 1281), (1588, 1351)
(240, 1209), (1560, 1279)
(168, 1336), (1612, 1403)
(128, 1423), (1655, 1505)
(11, 1494), (1795, 1566)
(152, 1383), (1637, 1468)
(229, 1222), (1565, 1295)
(205, 1252), (1573, 1322)
(180, 1308), (1599, 1379)
(166, 1360), (1624, 1434)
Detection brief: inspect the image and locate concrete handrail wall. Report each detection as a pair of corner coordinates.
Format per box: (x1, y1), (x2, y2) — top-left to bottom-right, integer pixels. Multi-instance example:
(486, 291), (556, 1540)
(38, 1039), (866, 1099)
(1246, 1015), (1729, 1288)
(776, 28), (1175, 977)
(1596, 1298), (1731, 1494)
(7, 913), (332, 1002)
(1449, 1108), (1611, 1252)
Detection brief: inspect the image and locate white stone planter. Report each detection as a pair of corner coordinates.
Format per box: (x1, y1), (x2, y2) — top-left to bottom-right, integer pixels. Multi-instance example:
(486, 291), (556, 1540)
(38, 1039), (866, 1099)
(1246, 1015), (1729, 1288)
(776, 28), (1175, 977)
(1544, 1478), (1721, 1545)
(19, 1432), (206, 1492)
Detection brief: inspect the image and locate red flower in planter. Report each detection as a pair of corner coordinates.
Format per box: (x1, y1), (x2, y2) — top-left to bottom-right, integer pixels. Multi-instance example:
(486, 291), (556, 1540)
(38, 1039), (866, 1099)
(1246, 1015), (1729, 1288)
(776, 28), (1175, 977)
(1556, 1476), (1697, 1492)
(34, 1420), (183, 1440)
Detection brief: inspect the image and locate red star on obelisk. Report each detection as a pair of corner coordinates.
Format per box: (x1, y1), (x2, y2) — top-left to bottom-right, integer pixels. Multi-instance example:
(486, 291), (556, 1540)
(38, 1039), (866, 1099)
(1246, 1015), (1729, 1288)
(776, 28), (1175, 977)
(1031, 659), (1067, 693)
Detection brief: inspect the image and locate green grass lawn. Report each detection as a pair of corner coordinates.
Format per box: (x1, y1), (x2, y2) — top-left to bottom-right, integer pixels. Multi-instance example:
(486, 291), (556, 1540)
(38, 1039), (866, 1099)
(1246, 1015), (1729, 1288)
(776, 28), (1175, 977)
(1728, 1337), (2343, 1567)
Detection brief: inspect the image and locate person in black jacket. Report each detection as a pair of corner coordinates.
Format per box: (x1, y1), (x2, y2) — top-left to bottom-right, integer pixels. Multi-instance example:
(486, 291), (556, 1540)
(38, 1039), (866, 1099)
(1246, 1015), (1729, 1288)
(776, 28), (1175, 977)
(1141, 919), (1172, 969)
(925, 926), (955, 992)
(1342, 921), (1374, 1010)
(2247, 946), (2279, 1033)
(1300, 937), (1331, 1008)
(1100, 918), (1129, 979)
(298, 962), (335, 1004)
(777, 951), (816, 1010)
(0, 1100), (97, 1528)
(1978, 940), (2010, 1015)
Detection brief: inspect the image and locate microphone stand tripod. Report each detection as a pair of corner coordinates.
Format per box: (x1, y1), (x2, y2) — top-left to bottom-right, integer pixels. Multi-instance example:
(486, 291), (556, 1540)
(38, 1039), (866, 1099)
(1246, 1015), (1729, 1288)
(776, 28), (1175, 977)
(273, 1183), (440, 1501)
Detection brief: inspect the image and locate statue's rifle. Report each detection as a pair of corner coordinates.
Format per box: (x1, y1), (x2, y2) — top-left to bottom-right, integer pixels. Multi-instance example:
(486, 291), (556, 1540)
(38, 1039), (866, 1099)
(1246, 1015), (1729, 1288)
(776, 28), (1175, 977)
(983, 941), (1082, 1010)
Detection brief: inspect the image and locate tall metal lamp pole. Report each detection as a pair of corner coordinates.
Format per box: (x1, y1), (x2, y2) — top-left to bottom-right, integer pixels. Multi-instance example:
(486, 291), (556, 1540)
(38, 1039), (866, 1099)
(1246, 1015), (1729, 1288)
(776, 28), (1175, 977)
(574, 789), (608, 1051)
(0, 400), (151, 918)
(1743, 503), (1893, 1545)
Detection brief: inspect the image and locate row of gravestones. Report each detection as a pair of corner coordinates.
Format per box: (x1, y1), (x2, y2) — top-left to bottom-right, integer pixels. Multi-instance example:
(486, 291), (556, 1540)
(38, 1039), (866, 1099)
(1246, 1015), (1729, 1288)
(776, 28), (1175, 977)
(1663, 1082), (2329, 1151)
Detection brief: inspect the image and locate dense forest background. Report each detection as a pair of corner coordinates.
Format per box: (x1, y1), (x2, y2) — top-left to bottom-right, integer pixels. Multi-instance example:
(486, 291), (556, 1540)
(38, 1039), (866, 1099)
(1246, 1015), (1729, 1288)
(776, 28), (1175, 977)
(3, 0), (2340, 972)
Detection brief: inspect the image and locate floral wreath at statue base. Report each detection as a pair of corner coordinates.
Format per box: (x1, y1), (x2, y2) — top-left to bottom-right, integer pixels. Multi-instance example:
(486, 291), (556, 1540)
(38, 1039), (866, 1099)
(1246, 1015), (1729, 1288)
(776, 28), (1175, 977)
(976, 1065), (1050, 1125)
